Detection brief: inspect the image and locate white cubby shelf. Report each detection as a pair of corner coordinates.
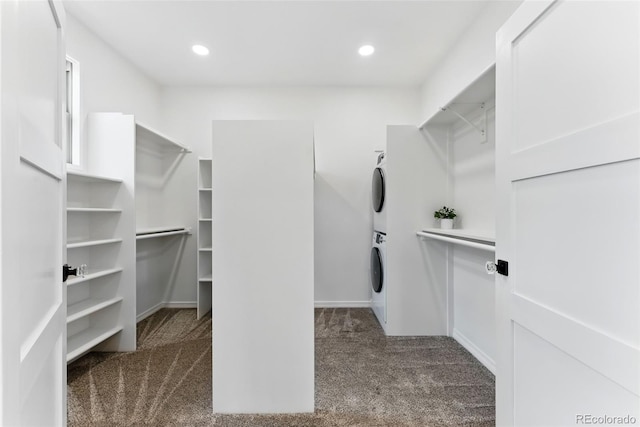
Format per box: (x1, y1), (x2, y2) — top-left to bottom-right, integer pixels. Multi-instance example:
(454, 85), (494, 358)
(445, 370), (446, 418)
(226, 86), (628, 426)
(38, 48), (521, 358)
(67, 207), (122, 213)
(67, 326), (123, 363)
(66, 267), (123, 286)
(67, 297), (124, 324)
(67, 238), (123, 249)
(67, 170), (123, 184)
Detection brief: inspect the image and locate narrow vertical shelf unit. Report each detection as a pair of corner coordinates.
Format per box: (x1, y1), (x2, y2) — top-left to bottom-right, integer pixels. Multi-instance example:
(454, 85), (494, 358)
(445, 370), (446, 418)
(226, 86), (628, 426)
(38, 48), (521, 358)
(197, 158), (213, 319)
(65, 168), (134, 363)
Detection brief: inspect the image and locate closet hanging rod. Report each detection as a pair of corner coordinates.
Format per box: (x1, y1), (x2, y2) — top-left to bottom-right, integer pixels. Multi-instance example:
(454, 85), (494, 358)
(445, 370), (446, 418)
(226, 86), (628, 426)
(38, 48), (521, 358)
(136, 227), (191, 240)
(416, 230), (495, 252)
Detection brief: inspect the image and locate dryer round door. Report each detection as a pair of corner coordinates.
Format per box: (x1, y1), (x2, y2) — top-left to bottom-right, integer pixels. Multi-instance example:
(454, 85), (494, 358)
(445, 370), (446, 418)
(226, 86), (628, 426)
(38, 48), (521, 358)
(372, 167), (385, 213)
(370, 247), (384, 293)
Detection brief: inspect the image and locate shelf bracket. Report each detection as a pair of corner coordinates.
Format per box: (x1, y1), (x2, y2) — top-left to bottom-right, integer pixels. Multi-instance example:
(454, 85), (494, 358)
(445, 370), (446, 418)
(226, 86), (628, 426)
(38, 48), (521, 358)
(440, 102), (487, 143)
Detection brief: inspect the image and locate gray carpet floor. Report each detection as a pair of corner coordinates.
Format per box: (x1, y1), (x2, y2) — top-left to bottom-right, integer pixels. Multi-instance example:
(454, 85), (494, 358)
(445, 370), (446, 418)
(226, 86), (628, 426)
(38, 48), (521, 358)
(68, 308), (495, 426)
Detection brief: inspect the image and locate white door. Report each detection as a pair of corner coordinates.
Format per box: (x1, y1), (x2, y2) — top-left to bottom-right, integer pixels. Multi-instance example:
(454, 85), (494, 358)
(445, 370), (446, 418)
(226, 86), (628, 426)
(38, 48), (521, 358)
(0, 0), (67, 425)
(495, 1), (640, 425)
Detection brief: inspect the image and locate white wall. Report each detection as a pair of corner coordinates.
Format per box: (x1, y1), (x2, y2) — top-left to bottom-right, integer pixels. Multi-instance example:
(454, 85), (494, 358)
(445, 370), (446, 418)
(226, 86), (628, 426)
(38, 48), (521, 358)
(160, 87), (420, 305)
(451, 106), (496, 231)
(419, 0), (522, 122)
(450, 105), (497, 371)
(65, 13), (161, 146)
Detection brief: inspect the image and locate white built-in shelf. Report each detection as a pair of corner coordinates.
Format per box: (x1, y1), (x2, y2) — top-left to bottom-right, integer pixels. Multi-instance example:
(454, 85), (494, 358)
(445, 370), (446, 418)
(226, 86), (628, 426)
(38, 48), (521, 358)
(67, 207), (122, 213)
(199, 274), (212, 282)
(136, 226), (190, 240)
(199, 247), (212, 252)
(67, 238), (123, 249)
(67, 326), (123, 363)
(417, 228), (495, 252)
(136, 121), (191, 153)
(67, 297), (124, 323)
(66, 268), (123, 287)
(67, 170), (123, 184)
(198, 218), (212, 222)
(199, 188), (212, 192)
(420, 65), (496, 129)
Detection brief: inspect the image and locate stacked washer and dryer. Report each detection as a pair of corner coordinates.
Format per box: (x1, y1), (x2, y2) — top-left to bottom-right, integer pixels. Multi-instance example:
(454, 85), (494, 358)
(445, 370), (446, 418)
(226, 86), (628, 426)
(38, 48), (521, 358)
(370, 152), (387, 328)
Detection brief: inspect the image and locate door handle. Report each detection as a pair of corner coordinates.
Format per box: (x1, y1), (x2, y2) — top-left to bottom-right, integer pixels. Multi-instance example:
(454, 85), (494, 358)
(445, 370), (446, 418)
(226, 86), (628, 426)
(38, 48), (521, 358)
(63, 264), (77, 282)
(485, 260), (509, 276)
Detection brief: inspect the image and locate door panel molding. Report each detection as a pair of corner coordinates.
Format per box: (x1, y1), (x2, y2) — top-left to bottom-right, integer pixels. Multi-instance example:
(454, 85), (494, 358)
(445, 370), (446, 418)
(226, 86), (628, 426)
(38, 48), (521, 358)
(19, 302), (65, 407)
(510, 111), (640, 181)
(20, 148), (63, 181)
(511, 294), (639, 395)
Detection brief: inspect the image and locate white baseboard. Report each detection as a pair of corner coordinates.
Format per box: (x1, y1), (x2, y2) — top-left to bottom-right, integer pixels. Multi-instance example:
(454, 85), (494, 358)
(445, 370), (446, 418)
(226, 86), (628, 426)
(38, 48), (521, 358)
(452, 328), (496, 375)
(163, 301), (197, 309)
(137, 301), (197, 322)
(314, 300), (371, 308)
(139, 301), (368, 320)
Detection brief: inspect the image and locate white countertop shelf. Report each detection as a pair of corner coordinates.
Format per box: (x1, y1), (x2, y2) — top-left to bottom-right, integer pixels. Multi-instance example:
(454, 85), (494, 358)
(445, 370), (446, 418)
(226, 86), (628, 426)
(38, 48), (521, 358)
(66, 268), (123, 286)
(67, 297), (124, 323)
(67, 207), (122, 213)
(67, 326), (123, 363)
(417, 228), (495, 252)
(136, 226), (190, 240)
(67, 238), (123, 249)
(67, 170), (122, 184)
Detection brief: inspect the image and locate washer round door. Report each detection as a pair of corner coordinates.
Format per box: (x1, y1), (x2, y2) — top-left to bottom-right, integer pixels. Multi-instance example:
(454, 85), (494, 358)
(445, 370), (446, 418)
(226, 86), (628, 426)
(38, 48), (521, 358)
(370, 247), (384, 293)
(372, 167), (385, 213)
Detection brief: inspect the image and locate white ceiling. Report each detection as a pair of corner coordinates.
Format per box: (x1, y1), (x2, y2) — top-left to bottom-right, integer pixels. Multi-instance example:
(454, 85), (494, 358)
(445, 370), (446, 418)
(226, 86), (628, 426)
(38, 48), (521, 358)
(63, 1), (488, 87)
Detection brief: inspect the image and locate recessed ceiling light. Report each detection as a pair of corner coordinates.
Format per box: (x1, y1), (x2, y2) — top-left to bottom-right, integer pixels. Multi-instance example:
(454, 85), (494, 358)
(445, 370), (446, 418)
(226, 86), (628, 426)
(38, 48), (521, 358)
(358, 45), (375, 56)
(192, 45), (210, 56)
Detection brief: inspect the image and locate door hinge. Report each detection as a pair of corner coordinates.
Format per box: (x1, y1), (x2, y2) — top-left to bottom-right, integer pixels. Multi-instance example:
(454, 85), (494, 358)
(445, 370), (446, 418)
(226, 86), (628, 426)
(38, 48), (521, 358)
(497, 260), (509, 276)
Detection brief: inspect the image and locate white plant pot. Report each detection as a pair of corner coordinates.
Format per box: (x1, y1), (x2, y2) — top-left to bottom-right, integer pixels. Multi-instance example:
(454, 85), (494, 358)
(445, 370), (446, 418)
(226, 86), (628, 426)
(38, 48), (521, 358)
(440, 218), (454, 229)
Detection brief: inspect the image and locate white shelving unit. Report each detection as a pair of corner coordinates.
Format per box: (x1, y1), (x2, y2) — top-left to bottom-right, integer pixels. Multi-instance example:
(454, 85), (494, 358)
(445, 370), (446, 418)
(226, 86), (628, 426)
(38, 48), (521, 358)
(197, 158), (213, 319)
(65, 168), (135, 363)
(136, 121), (191, 153)
(134, 116), (192, 320)
(415, 65), (498, 373)
(76, 112), (191, 346)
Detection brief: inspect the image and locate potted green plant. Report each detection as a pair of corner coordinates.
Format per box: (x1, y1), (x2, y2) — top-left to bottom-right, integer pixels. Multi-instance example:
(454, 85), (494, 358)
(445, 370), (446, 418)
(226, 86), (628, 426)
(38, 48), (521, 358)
(434, 206), (456, 229)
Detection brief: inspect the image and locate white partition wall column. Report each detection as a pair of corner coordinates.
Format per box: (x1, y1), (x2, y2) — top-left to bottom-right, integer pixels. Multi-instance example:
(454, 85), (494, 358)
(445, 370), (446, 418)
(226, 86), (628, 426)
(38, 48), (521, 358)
(385, 125), (449, 336)
(211, 120), (314, 413)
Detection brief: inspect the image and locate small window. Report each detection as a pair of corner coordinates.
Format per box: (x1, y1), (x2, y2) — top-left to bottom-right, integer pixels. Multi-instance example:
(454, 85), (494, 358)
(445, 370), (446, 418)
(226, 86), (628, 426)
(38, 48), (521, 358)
(65, 57), (80, 165)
